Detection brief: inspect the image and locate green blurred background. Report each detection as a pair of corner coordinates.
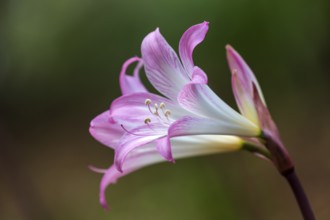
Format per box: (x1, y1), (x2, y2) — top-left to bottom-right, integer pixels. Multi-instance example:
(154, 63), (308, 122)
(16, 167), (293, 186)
(1, 0), (329, 219)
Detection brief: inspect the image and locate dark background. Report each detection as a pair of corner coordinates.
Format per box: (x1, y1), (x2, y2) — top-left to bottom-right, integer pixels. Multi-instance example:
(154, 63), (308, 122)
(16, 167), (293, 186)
(1, 0), (329, 219)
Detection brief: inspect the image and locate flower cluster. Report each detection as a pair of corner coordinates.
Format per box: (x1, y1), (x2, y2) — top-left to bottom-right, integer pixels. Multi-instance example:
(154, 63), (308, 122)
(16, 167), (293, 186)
(89, 22), (292, 209)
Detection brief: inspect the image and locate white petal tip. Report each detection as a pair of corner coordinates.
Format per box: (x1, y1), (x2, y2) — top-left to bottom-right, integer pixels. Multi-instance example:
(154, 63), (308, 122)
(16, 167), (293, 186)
(89, 165), (107, 174)
(225, 44), (233, 51)
(202, 21), (209, 26)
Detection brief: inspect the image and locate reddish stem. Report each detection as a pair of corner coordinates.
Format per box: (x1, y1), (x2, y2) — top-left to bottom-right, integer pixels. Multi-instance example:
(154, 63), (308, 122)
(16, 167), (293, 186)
(282, 169), (316, 220)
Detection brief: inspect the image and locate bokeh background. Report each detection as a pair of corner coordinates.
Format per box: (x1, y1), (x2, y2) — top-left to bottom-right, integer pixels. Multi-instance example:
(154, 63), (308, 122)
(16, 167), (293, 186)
(1, 0), (329, 219)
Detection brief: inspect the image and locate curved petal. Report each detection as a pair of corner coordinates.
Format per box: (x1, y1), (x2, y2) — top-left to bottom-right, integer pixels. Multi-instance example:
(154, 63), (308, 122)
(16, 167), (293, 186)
(191, 66), (208, 84)
(178, 82), (259, 132)
(141, 28), (189, 100)
(110, 92), (189, 129)
(119, 57), (148, 95)
(114, 124), (167, 172)
(89, 111), (124, 149)
(168, 116), (260, 137)
(226, 45), (265, 123)
(156, 136), (174, 162)
(179, 22), (209, 74)
(99, 134), (243, 209)
(89, 165), (107, 174)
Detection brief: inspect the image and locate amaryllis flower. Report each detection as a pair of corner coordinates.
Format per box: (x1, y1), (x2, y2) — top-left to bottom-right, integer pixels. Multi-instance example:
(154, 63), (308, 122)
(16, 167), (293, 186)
(89, 22), (291, 209)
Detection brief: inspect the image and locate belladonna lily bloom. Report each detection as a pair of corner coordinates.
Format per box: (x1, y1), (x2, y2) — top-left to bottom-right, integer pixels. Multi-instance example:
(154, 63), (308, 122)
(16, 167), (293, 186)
(89, 22), (295, 210)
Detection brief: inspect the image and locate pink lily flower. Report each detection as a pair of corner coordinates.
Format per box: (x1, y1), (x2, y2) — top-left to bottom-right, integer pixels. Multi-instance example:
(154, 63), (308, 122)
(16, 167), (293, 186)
(89, 22), (291, 209)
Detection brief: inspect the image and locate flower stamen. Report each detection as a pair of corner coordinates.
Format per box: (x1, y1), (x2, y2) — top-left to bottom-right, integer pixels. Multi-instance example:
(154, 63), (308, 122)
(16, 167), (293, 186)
(164, 110), (171, 117)
(153, 104), (159, 115)
(144, 118), (151, 124)
(144, 98), (173, 125)
(145, 99), (159, 115)
(164, 110), (171, 121)
(144, 99), (152, 105)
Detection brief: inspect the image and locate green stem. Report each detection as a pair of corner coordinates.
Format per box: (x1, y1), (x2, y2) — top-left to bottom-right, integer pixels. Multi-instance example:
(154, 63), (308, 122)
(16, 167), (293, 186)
(242, 142), (271, 160)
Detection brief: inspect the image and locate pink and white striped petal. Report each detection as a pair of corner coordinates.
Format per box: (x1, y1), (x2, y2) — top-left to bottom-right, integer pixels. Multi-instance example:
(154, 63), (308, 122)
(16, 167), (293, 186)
(156, 136), (175, 163)
(168, 116), (259, 138)
(114, 124), (167, 172)
(231, 72), (259, 124)
(99, 134), (243, 209)
(178, 82), (259, 134)
(226, 45), (265, 123)
(179, 21), (209, 75)
(191, 66), (208, 84)
(141, 28), (190, 100)
(89, 111), (124, 149)
(119, 57), (148, 95)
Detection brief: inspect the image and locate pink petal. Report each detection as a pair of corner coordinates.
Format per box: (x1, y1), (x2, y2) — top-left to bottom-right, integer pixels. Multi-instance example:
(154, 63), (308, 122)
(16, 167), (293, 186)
(99, 144), (166, 209)
(110, 92), (188, 129)
(191, 66), (208, 84)
(226, 45), (266, 122)
(178, 82), (258, 133)
(99, 165), (121, 210)
(156, 136), (174, 163)
(114, 124), (167, 172)
(141, 28), (189, 100)
(158, 114), (252, 161)
(99, 135), (243, 209)
(226, 45), (260, 94)
(119, 57), (148, 95)
(89, 111), (124, 149)
(179, 22), (209, 75)
(231, 72), (259, 124)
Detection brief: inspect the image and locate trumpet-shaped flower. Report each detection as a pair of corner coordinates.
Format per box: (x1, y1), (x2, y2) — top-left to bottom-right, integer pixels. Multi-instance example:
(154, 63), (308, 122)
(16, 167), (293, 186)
(89, 22), (291, 209)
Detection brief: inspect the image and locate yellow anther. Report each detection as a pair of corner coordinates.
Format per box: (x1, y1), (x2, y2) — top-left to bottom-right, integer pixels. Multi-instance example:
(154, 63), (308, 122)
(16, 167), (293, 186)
(144, 118), (151, 124)
(159, 102), (166, 108)
(145, 99), (152, 105)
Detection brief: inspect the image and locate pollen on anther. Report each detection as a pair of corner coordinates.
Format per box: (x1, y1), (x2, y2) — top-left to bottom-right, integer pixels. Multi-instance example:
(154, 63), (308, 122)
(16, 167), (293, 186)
(145, 99), (152, 105)
(144, 118), (151, 124)
(159, 102), (165, 108)
(164, 110), (171, 117)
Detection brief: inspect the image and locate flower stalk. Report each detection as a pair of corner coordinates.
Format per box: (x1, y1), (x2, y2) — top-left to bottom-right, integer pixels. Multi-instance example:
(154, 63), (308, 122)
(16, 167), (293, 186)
(283, 169), (316, 220)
